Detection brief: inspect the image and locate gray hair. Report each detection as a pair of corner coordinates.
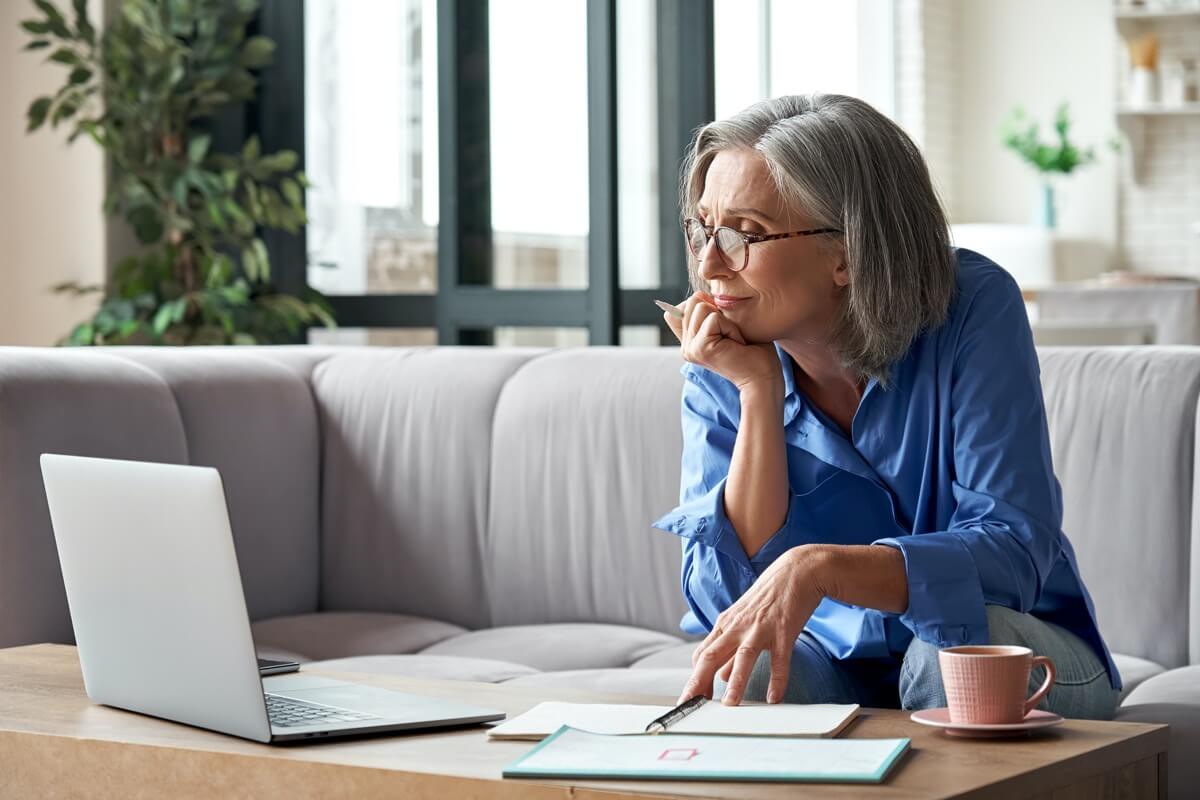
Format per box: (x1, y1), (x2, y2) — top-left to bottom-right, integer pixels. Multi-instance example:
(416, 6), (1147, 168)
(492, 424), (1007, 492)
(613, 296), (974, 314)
(680, 94), (956, 384)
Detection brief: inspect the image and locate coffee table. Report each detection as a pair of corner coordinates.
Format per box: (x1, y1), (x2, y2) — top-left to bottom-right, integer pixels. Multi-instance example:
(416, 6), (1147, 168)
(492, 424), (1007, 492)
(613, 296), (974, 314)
(0, 645), (1167, 799)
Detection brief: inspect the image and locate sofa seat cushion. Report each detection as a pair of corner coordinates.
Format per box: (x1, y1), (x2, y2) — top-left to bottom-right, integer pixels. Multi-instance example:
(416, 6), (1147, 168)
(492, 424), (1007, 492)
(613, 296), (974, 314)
(251, 612), (466, 661)
(421, 624), (685, 671)
(1111, 653), (1167, 701)
(1121, 664), (1200, 707)
(502, 668), (691, 700)
(630, 642), (698, 669)
(1113, 700), (1200, 800)
(304, 654), (539, 683)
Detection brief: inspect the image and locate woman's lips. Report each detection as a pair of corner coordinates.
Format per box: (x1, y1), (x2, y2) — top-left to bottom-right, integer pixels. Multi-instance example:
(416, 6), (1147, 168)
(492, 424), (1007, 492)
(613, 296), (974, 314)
(713, 295), (748, 309)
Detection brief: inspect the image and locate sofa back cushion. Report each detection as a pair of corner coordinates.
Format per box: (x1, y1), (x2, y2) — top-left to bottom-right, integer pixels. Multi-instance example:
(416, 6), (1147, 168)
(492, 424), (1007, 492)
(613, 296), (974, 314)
(108, 350), (323, 622)
(312, 348), (538, 630)
(1039, 347), (1200, 668)
(485, 349), (690, 635)
(0, 350), (189, 647)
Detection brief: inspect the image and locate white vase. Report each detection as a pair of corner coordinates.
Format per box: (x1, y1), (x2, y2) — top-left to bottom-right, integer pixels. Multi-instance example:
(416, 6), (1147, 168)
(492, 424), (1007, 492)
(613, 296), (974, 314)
(1129, 66), (1158, 107)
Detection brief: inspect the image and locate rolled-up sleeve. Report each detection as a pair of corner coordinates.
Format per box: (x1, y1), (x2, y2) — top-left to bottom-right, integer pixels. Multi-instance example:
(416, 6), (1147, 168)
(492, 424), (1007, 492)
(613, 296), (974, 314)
(874, 272), (1064, 648)
(651, 367), (796, 633)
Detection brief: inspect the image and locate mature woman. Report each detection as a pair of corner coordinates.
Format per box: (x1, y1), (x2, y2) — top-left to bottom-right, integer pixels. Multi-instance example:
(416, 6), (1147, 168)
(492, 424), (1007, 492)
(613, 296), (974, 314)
(652, 94), (1121, 718)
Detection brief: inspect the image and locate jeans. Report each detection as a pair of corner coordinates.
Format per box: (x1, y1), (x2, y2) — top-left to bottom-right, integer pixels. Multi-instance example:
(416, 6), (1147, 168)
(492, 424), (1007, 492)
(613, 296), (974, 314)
(714, 605), (1120, 720)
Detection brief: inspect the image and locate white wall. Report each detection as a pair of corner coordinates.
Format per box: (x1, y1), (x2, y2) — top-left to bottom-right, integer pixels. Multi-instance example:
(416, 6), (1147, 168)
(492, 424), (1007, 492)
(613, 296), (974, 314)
(950, 0), (1118, 266)
(0, 0), (105, 346)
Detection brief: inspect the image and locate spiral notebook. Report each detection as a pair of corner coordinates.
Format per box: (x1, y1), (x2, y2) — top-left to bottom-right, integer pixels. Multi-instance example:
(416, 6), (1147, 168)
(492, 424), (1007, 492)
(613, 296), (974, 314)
(503, 726), (910, 784)
(487, 700), (859, 741)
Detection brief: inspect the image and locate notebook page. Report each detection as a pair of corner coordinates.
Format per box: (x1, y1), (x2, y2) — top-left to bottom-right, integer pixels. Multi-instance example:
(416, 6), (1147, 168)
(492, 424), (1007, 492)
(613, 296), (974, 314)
(669, 702), (859, 737)
(487, 702), (672, 739)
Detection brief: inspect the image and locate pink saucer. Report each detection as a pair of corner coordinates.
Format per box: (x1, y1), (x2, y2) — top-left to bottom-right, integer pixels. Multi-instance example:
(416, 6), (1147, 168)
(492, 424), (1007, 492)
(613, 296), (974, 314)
(909, 708), (1064, 738)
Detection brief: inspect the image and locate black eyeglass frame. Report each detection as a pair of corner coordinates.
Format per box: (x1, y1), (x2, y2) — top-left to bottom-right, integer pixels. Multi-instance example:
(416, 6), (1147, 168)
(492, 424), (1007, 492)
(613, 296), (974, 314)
(682, 217), (843, 271)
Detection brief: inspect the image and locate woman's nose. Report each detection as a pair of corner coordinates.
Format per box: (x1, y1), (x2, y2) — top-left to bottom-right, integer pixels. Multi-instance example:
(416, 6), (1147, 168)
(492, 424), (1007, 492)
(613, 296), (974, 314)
(697, 237), (734, 281)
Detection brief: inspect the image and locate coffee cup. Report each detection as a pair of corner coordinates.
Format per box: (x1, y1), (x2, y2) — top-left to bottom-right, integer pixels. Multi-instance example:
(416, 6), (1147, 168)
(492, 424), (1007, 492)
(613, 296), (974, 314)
(938, 645), (1056, 725)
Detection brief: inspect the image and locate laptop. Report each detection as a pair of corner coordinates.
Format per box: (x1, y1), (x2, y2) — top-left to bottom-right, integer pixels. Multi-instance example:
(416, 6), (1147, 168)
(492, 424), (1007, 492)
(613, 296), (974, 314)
(40, 453), (506, 743)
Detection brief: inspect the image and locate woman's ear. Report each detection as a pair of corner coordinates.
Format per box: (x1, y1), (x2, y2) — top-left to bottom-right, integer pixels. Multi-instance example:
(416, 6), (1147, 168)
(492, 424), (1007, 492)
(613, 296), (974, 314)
(832, 255), (850, 288)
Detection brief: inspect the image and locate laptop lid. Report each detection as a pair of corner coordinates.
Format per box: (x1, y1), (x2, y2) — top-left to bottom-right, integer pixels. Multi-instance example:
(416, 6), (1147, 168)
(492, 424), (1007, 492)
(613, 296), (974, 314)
(41, 454), (273, 743)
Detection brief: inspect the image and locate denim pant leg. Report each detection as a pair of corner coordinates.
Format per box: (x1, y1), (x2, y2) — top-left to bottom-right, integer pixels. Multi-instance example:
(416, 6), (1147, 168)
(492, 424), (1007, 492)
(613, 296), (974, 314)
(714, 632), (901, 707)
(899, 604), (1120, 720)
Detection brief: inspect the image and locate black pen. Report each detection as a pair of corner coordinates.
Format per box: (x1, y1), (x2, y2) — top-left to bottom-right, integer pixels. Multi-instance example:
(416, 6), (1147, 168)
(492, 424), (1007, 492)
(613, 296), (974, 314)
(644, 694), (708, 734)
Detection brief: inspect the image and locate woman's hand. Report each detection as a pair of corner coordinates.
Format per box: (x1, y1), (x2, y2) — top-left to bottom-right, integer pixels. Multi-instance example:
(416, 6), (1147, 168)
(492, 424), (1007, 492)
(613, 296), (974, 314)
(664, 292), (780, 393)
(678, 545), (830, 706)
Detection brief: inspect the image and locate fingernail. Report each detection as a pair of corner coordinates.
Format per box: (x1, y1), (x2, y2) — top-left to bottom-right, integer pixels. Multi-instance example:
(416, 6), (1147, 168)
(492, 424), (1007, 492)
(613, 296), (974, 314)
(767, 690), (780, 704)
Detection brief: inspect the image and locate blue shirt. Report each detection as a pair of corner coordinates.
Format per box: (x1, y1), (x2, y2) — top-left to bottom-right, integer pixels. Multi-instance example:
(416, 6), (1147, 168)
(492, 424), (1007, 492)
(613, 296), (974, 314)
(651, 248), (1121, 690)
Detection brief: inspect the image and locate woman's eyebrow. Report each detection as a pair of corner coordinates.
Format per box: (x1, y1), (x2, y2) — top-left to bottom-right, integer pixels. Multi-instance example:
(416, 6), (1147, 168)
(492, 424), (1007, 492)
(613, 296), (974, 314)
(696, 206), (777, 223)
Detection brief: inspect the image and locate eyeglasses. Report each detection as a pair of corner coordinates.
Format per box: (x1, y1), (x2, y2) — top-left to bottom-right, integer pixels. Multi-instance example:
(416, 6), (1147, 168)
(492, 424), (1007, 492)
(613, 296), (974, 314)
(683, 217), (842, 272)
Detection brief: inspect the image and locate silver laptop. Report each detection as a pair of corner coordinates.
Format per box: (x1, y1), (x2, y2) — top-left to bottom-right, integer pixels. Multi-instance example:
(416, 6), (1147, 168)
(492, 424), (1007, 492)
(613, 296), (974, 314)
(40, 453), (505, 743)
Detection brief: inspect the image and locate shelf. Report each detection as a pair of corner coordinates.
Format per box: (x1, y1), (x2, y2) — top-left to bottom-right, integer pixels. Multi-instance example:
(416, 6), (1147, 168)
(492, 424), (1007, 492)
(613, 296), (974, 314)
(1117, 103), (1200, 115)
(1115, 7), (1200, 36)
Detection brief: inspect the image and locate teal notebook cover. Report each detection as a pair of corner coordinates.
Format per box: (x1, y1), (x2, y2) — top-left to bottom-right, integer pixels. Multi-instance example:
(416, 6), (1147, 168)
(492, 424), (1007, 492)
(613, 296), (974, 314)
(503, 725), (911, 784)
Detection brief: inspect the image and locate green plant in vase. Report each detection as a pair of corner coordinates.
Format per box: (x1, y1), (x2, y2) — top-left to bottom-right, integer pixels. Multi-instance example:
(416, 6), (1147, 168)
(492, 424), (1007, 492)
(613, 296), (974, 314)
(1000, 102), (1119, 230)
(21, 0), (334, 345)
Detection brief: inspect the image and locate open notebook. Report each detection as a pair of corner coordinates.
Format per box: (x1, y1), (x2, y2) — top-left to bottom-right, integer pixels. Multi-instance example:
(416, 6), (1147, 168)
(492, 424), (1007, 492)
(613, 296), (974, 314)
(487, 700), (859, 741)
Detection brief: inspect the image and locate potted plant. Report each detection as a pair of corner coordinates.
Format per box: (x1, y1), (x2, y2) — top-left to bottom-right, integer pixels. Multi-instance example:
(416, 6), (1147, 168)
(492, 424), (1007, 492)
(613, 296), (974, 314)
(20, 0), (334, 345)
(1000, 102), (1117, 230)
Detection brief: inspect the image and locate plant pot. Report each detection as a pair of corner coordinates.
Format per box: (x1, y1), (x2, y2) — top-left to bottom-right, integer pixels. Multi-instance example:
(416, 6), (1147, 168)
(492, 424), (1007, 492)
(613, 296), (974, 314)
(1035, 181), (1057, 229)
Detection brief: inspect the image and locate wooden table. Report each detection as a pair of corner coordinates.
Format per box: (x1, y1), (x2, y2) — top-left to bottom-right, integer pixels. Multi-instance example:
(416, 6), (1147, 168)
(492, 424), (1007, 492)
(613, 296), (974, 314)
(0, 644), (1168, 799)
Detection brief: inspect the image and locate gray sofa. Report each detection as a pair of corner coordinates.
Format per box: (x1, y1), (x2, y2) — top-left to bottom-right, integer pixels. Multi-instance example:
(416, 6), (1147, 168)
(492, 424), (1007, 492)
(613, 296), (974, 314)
(1, 345), (1197, 794)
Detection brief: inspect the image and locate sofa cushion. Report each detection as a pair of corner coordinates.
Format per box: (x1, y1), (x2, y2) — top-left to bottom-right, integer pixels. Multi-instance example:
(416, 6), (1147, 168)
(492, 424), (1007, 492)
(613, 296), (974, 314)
(311, 349), (539, 629)
(305, 654), (538, 683)
(421, 623), (684, 671)
(1039, 348), (1200, 669)
(1121, 664), (1200, 707)
(630, 642), (697, 669)
(0, 349), (190, 649)
(485, 349), (692, 635)
(110, 349), (323, 622)
(503, 668), (689, 700)
(1113, 701), (1200, 800)
(1111, 653), (1167, 701)
(251, 612), (466, 661)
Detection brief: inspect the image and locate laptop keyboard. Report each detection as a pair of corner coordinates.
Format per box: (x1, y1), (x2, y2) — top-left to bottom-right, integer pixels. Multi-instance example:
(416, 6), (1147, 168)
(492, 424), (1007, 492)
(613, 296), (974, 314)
(265, 693), (383, 728)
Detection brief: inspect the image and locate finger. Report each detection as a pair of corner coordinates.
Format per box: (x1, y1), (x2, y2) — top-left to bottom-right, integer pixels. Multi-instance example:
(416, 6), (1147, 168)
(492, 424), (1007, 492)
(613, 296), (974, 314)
(685, 632), (732, 704)
(766, 644), (793, 704)
(721, 642), (764, 707)
(663, 310), (683, 343)
(677, 668), (714, 705)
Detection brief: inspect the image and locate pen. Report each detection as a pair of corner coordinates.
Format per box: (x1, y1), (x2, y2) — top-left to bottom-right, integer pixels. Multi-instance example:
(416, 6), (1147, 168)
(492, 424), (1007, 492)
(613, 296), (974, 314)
(653, 299), (684, 319)
(644, 694), (707, 734)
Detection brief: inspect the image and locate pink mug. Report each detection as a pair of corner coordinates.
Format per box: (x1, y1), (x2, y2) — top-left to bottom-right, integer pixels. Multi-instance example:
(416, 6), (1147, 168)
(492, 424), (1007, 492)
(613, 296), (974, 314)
(938, 645), (1056, 725)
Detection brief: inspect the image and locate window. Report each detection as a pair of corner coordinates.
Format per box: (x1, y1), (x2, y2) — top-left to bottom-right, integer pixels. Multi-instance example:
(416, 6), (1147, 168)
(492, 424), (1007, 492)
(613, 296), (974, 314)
(714, 0), (895, 120)
(304, 0), (438, 296)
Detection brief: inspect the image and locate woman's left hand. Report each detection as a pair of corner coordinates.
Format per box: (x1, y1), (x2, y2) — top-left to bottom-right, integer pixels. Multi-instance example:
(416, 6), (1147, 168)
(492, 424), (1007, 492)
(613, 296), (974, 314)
(678, 545), (830, 706)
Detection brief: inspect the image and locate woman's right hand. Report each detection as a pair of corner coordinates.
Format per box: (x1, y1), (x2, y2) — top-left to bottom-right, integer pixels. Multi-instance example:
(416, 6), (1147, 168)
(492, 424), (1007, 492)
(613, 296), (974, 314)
(664, 292), (781, 393)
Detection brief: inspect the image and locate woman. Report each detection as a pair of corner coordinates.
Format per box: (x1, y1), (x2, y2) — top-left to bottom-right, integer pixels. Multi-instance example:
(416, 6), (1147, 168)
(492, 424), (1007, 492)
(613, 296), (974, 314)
(652, 94), (1121, 719)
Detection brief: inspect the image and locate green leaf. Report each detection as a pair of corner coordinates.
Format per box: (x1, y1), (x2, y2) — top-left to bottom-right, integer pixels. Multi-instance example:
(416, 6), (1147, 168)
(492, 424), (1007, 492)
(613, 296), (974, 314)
(252, 238), (270, 281)
(23, 39), (51, 51)
(257, 150), (297, 173)
(48, 47), (80, 66)
(152, 303), (174, 335)
(280, 177), (302, 207)
(33, 0), (71, 36)
(72, 0), (95, 45)
(242, 135), (260, 161)
(232, 332), (256, 345)
(26, 97), (52, 132)
(241, 246), (260, 282)
(239, 36), (275, 69)
(187, 133), (211, 164)
(20, 20), (52, 35)
(68, 66), (91, 85)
